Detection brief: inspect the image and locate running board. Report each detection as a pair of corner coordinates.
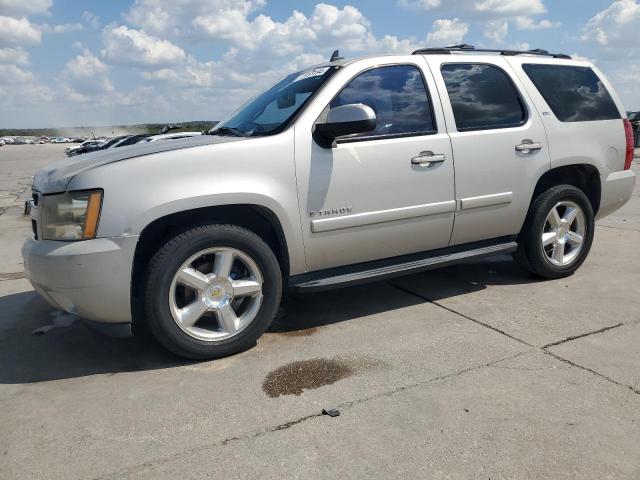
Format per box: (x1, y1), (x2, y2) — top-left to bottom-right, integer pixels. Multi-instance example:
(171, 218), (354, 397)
(289, 239), (517, 292)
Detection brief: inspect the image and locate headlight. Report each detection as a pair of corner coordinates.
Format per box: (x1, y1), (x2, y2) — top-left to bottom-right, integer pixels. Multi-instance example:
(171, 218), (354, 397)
(41, 190), (103, 241)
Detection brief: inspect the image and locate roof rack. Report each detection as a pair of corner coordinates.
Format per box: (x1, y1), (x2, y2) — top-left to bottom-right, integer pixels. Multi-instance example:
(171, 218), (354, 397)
(412, 44), (571, 59)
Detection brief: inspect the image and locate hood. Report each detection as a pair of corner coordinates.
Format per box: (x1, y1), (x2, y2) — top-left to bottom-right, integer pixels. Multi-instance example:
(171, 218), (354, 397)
(32, 135), (245, 193)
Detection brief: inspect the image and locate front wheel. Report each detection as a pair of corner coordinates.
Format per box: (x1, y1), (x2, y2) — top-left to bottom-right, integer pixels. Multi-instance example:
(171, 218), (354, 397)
(143, 224), (282, 359)
(514, 185), (595, 279)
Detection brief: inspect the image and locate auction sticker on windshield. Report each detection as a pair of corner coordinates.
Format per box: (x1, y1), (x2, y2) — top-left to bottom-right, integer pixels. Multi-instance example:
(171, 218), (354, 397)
(293, 67), (330, 82)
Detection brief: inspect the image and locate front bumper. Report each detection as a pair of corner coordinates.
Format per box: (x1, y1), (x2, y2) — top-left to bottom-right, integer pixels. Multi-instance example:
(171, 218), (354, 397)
(22, 236), (138, 324)
(596, 169), (636, 220)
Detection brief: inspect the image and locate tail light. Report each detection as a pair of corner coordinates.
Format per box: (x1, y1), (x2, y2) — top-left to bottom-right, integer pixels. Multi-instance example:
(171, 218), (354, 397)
(623, 118), (634, 170)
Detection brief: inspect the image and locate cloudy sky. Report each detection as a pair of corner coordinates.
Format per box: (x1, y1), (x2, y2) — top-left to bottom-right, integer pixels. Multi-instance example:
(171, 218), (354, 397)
(0, 0), (638, 128)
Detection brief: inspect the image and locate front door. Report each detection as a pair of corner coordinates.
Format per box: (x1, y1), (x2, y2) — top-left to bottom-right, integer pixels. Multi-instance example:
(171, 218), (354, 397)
(293, 58), (456, 271)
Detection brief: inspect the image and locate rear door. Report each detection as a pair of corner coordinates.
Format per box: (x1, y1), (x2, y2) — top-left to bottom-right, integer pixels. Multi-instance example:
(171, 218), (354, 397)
(426, 56), (551, 246)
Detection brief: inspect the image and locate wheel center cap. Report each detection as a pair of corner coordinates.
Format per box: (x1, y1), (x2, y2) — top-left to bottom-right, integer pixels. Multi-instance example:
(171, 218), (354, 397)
(211, 286), (224, 297)
(204, 279), (233, 308)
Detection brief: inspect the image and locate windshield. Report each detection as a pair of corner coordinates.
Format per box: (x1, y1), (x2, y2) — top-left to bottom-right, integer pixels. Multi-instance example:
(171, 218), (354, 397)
(212, 66), (337, 137)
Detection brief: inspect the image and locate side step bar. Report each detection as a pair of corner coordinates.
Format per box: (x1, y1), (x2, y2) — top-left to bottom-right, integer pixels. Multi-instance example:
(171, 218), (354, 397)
(289, 240), (517, 292)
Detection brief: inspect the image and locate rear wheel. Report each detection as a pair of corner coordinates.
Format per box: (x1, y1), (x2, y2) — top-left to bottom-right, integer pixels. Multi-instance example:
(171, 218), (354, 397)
(515, 185), (594, 279)
(144, 224), (282, 359)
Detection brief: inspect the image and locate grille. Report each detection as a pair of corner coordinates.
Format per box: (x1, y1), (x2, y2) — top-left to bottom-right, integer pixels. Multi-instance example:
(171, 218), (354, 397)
(32, 192), (39, 206)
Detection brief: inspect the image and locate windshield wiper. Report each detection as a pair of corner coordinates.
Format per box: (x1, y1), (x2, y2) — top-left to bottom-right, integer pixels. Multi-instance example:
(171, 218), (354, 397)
(209, 126), (248, 137)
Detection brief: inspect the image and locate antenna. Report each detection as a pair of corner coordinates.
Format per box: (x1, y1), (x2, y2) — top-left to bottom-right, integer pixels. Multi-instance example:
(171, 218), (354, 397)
(330, 50), (344, 62)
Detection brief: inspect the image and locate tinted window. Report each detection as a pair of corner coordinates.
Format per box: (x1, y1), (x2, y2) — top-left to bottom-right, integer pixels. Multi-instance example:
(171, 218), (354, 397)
(330, 65), (435, 137)
(441, 63), (526, 131)
(523, 64), (620, 122)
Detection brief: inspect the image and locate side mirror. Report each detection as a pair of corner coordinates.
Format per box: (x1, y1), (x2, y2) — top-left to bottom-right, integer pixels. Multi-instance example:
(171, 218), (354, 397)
(314, 103), (376, 148)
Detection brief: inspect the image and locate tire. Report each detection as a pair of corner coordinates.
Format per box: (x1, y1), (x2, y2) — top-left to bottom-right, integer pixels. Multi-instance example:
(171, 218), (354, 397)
(514, 185), (594, 279)
(143, 224), (282, 359)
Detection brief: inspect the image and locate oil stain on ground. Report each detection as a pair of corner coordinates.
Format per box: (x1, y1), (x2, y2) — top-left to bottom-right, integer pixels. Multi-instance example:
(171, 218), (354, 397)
(262, 356), (382, 398)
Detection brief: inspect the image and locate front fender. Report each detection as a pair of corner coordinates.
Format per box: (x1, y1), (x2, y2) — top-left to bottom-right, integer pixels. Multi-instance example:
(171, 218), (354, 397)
(67, 130), (307, 275)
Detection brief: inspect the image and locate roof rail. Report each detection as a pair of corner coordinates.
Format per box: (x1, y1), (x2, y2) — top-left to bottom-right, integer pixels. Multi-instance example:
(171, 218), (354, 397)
(412, 44), (571, 60)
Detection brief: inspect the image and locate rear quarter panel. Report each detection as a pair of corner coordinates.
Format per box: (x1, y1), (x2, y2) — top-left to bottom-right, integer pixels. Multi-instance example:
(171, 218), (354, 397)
(505, 57), (627, 176)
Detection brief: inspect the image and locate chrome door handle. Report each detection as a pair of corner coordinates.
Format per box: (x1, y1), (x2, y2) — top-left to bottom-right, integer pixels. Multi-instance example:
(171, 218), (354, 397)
(411, 151), (446, 167)
(515, 140), (543, 153)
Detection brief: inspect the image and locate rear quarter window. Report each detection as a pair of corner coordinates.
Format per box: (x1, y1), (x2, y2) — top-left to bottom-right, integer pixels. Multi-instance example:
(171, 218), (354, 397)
(522, 64), (620, 122)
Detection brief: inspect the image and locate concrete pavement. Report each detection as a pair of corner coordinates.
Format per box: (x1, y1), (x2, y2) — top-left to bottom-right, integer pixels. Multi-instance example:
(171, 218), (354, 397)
(1, 145), (639, 479)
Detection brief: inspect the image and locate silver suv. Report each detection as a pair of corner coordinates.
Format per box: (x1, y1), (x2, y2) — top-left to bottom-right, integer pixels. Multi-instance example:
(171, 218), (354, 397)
(23, 46), (637, 359)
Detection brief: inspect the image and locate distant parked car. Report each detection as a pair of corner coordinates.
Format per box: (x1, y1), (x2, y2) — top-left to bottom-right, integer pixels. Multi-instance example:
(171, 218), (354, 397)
(109, 134), (152, 148)
(69, 136), (125, 156)
(629, 112), (640, 147)
(66, 140), (101, 156)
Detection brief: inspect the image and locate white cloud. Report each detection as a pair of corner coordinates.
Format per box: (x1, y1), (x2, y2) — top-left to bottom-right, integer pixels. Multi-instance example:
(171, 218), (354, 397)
(514, 16), (560, 30)
(474, 0), (545, 16)
(65, 49), (108, 78)
(1, 80), (53, 107)
(484, 20), (508, 43)
(126, 0), (266, 37)
(602, 62), (640, 110)
(398, 0), (442, 9)
(101, 25), (186, 67)
(143, 56), (222, 88)
(376, 34), (420, 54)
(582, 0), (640, 50)
(509, 41), (530, 51)
(82, 11), (100, 29)
(426, 18), (469, 45)
(191, 4), (373, 53)
(0, 0), (51, 16)
(399, 0), (545, 17)
(0, 62), (32, 83)
(63, 49), (113, 94)
(0, 15), (41, 45)
(308, 4), (371, 49)
(39, 22), (84, 34)
(0, 46), (28, 64)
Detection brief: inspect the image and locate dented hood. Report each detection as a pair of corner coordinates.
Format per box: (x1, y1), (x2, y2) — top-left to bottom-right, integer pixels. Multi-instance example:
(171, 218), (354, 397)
(32, 135), (245, 193)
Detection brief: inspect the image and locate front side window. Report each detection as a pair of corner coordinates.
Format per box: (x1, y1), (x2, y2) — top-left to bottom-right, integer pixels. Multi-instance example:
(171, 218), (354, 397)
(213, 66), (337, 137)
(523, 64), (620, 122)
(329, 64), (435, 138)
(441, 63), (527, 131)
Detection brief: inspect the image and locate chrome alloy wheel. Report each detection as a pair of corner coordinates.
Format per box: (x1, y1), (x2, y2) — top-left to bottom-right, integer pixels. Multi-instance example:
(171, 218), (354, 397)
(541, 200), (586, 267)
(169, 247), (263, 341)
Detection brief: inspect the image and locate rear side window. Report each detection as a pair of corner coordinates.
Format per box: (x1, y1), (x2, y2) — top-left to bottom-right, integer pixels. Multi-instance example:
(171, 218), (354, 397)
(441, 63), (527, 131)
(330, 64), (435, 138)
(522, 64), (620, 122)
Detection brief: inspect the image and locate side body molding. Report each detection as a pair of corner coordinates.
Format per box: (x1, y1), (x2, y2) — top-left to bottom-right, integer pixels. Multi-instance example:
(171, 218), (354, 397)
(459, 192), (513, 210)
(311, 200), (457, 233)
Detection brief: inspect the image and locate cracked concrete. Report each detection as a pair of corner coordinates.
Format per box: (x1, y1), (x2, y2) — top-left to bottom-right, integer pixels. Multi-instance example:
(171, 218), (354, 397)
(1, 145), (639, 479)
